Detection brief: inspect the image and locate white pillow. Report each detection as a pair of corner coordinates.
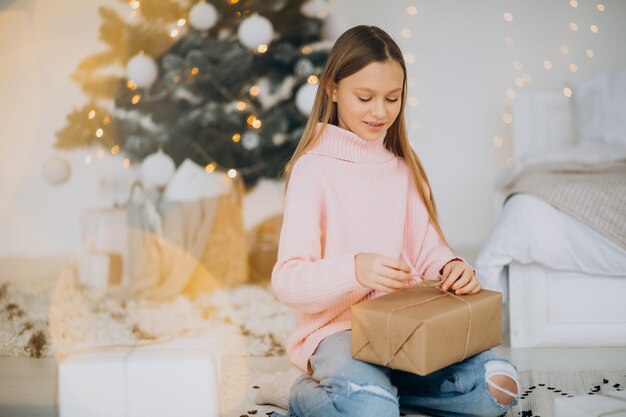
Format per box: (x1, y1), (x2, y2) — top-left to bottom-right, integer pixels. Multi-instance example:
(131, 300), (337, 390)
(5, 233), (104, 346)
(569, 70), (626, 145)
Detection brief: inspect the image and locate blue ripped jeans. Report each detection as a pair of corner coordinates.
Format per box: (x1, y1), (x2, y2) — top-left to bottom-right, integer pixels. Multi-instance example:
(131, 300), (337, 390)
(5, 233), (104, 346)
(272, 331), (518, 417)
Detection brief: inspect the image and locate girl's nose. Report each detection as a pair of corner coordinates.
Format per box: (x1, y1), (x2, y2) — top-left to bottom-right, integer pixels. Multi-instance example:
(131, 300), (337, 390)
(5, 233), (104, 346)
(371, 99), (385, 118)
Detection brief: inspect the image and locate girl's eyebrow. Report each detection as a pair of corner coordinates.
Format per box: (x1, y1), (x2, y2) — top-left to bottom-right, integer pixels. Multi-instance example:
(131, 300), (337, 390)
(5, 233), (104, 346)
(354, 87), (402, 94)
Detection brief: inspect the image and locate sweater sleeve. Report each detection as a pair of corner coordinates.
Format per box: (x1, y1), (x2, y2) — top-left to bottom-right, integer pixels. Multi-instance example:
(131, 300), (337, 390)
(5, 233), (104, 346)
(271, 156), (364, 314)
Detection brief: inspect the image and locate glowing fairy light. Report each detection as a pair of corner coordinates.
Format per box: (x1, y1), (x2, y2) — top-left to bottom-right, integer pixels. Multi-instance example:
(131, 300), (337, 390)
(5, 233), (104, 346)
(205, 162), (217, 173)
(249, 86), (260, 96)
(569, 64), (578, 73)
(406, 6), (417, 15)
(563, 87), (573, 97)
(85, 155), (92, 165)
(569, 23), (578, 31)
(257, 44), (269, 53)
(513, 61), (523, 71)
(503, 12), (513, 22)
(123, 158), (130, 168)
(227, 169), (237, 178)
(236, 101), (247, 110)
(597, 4), (605, 12)
(95, 128), (103, 138)
(506, 88), (516, 99)
(492, 136), (503, 148)
(131, 94), (141, 104)
(307, 75), (319, 84)
(586, 49), (594, 58)
(232, 133), (241, 142)
(590, 25), (598, 33)
(111, 145), (120, 154)
(401, 29), (412, 38)
(177, 19), (186, 27)
(570, 0), (578, 7)
(543, 60), (553, 70)
(88, 110), (96, 119)
(502, 113), (513, 124)
(505, 37), (514, 47)
(404, 53), (415, 64)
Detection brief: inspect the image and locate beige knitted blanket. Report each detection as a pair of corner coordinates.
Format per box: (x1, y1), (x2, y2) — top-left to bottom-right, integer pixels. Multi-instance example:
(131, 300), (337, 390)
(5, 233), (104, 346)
(502, 158), (626, 250)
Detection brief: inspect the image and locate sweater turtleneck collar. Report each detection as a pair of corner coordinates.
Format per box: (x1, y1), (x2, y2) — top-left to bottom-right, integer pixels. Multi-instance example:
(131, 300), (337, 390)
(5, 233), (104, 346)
(306, 122), (395, 164)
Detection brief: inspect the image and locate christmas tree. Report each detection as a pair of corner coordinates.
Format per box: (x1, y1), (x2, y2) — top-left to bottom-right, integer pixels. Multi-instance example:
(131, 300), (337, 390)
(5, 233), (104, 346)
(55, 0), (333, 189)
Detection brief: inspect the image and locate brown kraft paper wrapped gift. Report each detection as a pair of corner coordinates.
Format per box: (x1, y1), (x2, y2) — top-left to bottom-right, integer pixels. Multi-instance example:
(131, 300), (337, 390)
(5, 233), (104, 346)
(351, 280), (502, 376)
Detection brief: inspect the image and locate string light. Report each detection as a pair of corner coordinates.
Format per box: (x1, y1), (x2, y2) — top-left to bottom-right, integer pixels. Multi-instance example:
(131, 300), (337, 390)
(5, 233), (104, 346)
(102, 116), (110, 125)
(130, 1), (140, 9)
(111, 145), (120, 154)
(506, 157), (514, 165)
(569, 23), (578, 31)
(205, 162), (217, 173)
(515, 77), (524, 87)
(492, 136), (503, 148)
(586, 49), (594, 58)
(301, 46), (312, 54)
(560, 44), (569, 55)
(597, 3), (605, 12)
(95, 128), (103, 138)
(590, 25), (598, 33)
(406, 6), (417, 15)
(502, 113), (513, 124)
(227, 169), (237, 178)
(249, 86), (260, 96)
(543, 60), (553, 70)
(191, 67), (199, 75)
(503, 12), (513, 22)
(131, 94), (141, 104)
(257, 44), (268, 53)
(404, 53), (415, 64)
(563, 87), (573, 97)
(513, 61), (523, 71)
(569, 64), (578, 73)
(177, 19), (186, 27)
(570, 0), (578, 7)
(252, 119), (262, 129)
(96, 147), (105, 159)
(170, 29), (179, 37)
(236, 101), (247, 110)
(232, 133), (241, 142)
(506, 89), (516, 99)
(85, 155), (93, 165)
(505, 37), (514, 47)
(88, 110), (96, 119)
(307, 75), (319, 84)
(401, 28), (412, 38)
(229, 0), (239, 4)
(127, 80), (138, 90)
(123, 158), (130, 168)
(172, 75), (181, 83)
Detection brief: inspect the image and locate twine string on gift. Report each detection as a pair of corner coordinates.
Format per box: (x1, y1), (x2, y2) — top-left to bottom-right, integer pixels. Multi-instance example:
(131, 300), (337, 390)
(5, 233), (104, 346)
(598, 391), (626, 417)
(384, 280), (473, 368)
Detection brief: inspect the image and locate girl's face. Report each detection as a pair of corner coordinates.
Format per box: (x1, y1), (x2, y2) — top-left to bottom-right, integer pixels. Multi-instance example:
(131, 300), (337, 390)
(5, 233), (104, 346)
(329, 59), (404, 141)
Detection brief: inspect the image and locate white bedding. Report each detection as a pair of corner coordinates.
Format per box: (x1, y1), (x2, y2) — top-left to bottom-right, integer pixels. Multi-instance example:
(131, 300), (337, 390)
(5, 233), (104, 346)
(476, 143), (626, 299)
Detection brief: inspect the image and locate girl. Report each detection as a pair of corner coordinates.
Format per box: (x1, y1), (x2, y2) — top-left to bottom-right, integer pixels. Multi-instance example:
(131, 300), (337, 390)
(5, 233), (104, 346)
(270, 25), (519, 417)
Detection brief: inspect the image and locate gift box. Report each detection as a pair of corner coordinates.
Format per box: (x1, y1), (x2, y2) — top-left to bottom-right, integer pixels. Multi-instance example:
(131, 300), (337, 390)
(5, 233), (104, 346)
(351, 280), (502, 376)
(554, 391), (626, 417)
(81, 206), (129, 287)
(58, 339), (221, 417)
(77, 253), (122, 288)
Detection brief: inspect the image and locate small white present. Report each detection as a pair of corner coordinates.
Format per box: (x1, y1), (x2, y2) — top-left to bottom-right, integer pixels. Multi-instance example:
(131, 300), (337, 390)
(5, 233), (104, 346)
(554, 391), (626, 417)
(77, 253), (122, 289)
(81, 206), (129, 286)
(58, 339), (221, 417)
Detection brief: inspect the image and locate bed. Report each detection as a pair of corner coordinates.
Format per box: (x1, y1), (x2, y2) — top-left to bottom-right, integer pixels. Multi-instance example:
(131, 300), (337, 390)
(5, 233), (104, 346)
(476, 71), (626, 348)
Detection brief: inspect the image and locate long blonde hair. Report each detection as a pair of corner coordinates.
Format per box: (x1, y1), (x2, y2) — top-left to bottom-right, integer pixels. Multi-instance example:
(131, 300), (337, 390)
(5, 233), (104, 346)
(282, 25), (449, 246)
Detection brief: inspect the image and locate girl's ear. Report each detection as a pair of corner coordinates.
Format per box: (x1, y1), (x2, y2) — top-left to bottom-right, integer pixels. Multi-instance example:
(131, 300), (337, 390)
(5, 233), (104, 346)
(325, 82), (338, 103)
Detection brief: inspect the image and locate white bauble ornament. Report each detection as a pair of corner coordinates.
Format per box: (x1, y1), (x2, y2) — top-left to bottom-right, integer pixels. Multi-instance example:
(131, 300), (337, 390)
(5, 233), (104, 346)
(126, 52), (158, 89)
(42, 155), (71, 186)
(295, 83), (318, 115)
(188, 2), (218, 31)
(140, 149), (176, 188)
(300, 0), (329, 19)
(237, 14), (274, 49)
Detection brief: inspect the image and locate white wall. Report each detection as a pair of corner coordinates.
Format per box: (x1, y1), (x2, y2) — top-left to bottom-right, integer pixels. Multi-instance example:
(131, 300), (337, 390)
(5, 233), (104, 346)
(1, 0), (625, 256)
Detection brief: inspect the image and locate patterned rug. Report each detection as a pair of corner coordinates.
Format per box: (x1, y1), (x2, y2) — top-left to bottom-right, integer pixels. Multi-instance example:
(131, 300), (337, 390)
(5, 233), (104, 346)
(230, 369), (626, 417)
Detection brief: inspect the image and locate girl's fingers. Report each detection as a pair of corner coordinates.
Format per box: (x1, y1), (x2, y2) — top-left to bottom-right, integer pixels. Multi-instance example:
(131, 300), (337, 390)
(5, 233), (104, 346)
(455, 277), (478, 294)
(450, 269), (473, 291)
(441, 263), (463, 291)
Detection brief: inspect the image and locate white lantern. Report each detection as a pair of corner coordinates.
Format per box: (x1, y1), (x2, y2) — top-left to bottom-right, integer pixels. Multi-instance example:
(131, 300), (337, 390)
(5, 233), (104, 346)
(237, 14), (274, 50)
(188, 2), (218, 31)
(126, 52), (158, 89)
(42, 155), (72, 185)
(140, 149), (176, 188)
(295, 83), (318, 115)
(300, 0), (329, 19)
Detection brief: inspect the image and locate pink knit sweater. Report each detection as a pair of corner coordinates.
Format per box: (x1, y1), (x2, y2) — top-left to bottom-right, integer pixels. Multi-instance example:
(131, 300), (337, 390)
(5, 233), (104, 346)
(271, 122), (460, 373)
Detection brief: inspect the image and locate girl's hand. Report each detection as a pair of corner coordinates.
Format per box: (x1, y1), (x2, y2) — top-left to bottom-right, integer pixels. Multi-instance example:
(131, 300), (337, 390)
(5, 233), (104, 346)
(441, 260), (481, 295)
(354, 253), (413, 292)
